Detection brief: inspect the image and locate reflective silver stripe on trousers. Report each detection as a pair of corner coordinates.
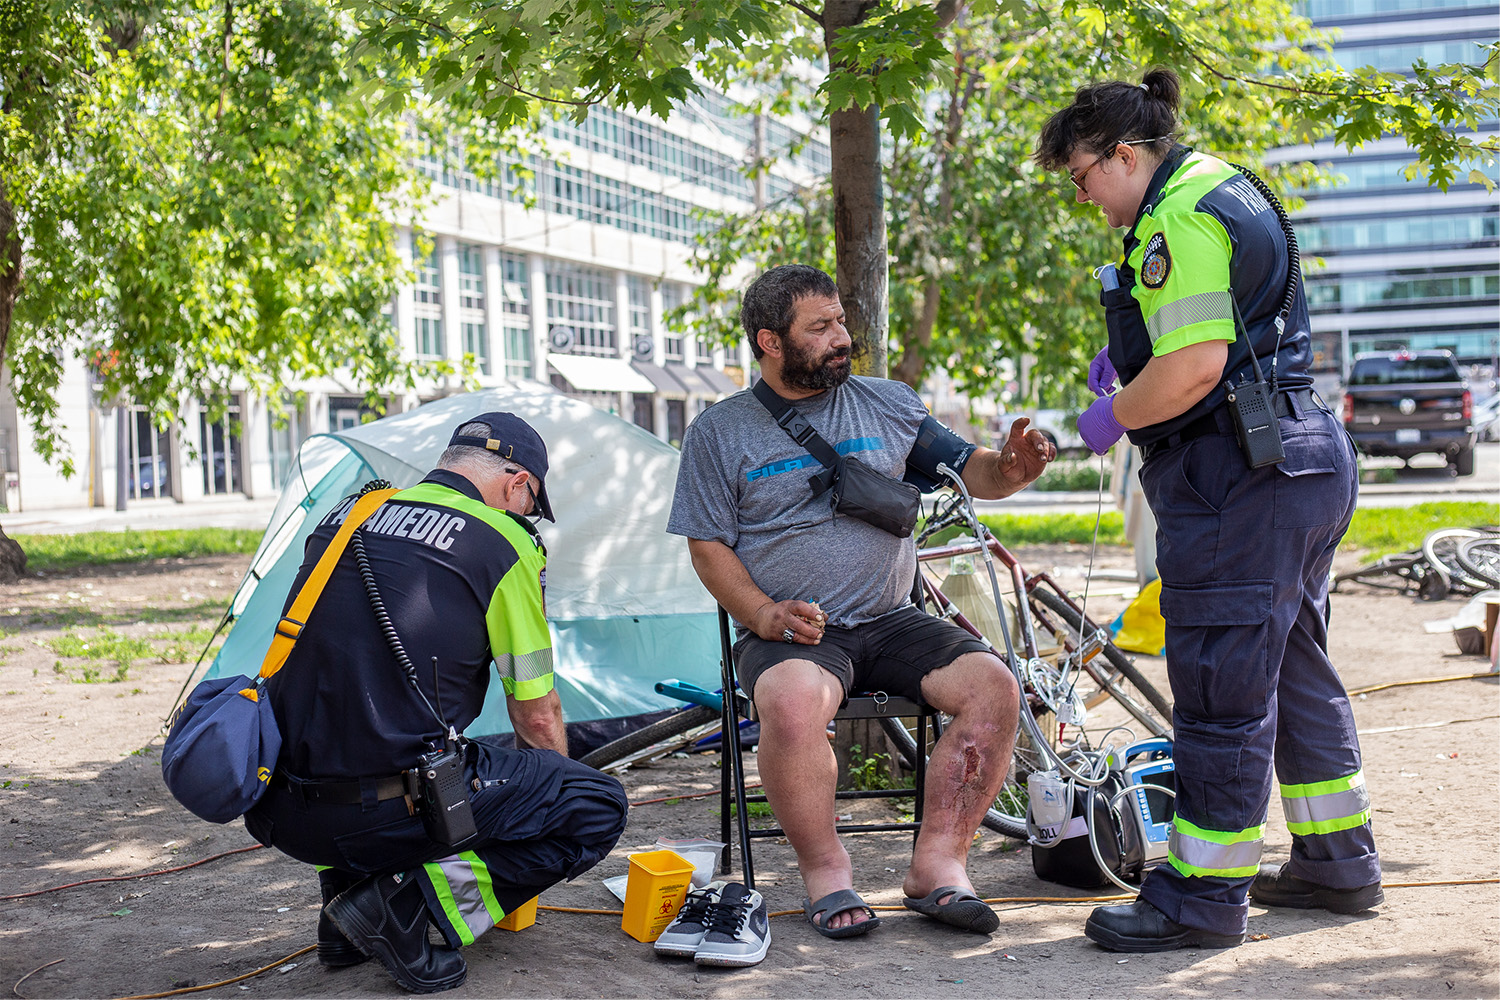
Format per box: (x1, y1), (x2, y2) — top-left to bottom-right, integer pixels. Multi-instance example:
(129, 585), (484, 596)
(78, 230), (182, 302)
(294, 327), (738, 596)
(429, 856), (496, 941)
(1282, 780), (1371, 827)
(1168, 828), (1265, 873)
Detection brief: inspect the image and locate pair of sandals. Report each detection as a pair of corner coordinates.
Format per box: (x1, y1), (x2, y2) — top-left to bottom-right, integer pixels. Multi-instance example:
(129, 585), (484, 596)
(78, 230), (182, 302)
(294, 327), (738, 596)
(803, 885), (999, 938)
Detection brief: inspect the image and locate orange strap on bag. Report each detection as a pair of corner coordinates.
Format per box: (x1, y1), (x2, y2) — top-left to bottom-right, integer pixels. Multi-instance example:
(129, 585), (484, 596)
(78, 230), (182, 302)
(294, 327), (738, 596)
(258, 488), (398, 681)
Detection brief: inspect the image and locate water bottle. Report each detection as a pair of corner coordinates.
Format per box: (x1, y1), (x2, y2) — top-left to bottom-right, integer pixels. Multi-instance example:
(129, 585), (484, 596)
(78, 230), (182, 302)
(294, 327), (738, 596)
(1095, 262), (1119, 291)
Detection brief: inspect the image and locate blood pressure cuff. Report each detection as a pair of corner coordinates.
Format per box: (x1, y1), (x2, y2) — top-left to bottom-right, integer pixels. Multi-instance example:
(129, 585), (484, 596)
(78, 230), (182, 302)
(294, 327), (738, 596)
(904, 415), (977, 493)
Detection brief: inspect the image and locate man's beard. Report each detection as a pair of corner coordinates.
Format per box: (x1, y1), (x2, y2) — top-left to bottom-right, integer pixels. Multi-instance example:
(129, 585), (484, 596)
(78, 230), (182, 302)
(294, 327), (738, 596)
(782, 336), (852, 391)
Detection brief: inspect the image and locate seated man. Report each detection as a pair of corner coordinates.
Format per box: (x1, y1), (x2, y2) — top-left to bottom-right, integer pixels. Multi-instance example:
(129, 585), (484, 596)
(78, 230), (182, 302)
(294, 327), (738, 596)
(245, 413), (628, 993)
(667, 265), (1055, 937)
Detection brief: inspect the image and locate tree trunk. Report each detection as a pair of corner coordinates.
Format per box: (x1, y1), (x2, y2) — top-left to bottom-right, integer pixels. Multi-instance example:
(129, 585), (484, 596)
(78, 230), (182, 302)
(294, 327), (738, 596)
(0, 529), (25, 583)
(1, 190), (21, 378)
(0, 194), (28, 580)
(823, 1), (888, 379)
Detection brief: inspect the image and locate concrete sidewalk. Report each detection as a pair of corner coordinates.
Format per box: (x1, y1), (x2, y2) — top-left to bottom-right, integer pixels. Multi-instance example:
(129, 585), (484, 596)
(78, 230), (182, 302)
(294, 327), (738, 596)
(0, 495), (282, 535)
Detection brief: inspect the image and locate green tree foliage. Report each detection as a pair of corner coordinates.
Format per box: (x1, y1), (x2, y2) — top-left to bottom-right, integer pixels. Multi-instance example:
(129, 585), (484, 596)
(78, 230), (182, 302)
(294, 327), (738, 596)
(346, 0), (1497, 390)
(1, 0), (438, 472)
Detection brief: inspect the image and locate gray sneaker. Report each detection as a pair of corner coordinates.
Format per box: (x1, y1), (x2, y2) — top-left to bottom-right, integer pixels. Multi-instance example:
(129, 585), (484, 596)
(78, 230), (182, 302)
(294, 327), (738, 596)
(654, 881), (726, 958)
(694, 882), (770, 968)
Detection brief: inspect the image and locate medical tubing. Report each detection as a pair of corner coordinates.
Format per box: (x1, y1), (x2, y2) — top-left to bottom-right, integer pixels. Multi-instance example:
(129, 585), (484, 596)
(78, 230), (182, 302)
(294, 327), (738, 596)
(931, 464), (1110, 788)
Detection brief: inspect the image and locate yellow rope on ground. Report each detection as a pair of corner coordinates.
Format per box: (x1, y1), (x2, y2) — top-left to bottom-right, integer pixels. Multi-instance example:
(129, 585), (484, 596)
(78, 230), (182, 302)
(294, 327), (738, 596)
(54, 877), (1489, 998)
(1348, 671), (1496, 696)
(113, 946), (315, 1000)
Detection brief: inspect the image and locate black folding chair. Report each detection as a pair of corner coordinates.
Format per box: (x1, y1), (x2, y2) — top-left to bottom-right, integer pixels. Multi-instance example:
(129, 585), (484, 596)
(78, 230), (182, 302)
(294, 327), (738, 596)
(715, 605), (940, 890)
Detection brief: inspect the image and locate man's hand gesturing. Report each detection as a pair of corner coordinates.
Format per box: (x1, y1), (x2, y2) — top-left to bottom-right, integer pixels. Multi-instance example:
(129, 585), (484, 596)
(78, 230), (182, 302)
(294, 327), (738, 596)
(996, 417), (1057, 491)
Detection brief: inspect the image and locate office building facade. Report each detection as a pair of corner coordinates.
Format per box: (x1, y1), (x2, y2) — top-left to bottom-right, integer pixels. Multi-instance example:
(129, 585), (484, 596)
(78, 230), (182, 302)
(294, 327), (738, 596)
(1270, 0), (1499, 385)
(0, 92), (829, 513)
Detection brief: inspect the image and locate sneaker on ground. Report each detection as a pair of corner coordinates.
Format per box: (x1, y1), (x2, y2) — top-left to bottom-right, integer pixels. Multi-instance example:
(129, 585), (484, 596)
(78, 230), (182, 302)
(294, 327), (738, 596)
(693, 882), (770, 968)
(654, 881), (727, 958)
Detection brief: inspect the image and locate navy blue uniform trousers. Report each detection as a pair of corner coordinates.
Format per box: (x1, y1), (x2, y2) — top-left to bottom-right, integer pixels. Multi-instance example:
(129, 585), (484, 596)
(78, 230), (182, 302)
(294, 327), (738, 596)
(246, 739), (628, 947)
(1135, 402), (1381, 935)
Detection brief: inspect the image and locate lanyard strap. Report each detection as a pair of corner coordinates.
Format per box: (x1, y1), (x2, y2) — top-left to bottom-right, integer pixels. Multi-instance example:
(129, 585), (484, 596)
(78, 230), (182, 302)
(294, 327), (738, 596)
(258, 487), (398, 681)
(751, 379), (841, 495)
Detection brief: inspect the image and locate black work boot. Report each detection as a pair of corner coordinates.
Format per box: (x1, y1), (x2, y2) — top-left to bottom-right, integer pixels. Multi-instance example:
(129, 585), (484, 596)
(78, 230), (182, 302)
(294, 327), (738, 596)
(1084, 899), (1245, 953)
(1249, 863), (1384, 914)
(325, 872), (468, 994)
(316, 869), (368, 968)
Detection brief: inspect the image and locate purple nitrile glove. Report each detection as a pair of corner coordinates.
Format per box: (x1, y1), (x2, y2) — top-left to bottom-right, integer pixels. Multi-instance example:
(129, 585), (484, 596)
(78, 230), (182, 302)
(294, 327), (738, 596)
(1077, 395), (1127, 455)
(1088, 348), (1118, 397)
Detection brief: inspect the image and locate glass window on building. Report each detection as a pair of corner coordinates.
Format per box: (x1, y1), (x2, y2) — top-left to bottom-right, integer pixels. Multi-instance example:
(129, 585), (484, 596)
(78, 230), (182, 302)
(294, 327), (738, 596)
(413, 233), (443, 357)
(661, 283), (685, 361)
(500, 252), (533, 380)
(696, 337), (713, 363)
(266, 397), (305, 489)
(328, 395), (377, 432)
(666, 399), (686, 446)
(128, 408), (174, 501)
(199, 395), (244, 496)
(632, 393), (655, 432)
(458, 243), (489, 374)
(545, 262), (617, 357)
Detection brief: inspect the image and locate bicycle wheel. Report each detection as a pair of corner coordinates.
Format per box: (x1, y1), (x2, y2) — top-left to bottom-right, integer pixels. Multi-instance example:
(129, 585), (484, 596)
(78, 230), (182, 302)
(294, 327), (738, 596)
(1028, 588), (1172, 738)
(877, 714), (1030, 840)
(1422, 527), (1493, 594)
(1456, 535), (1500, 589)
(578, 704), (720, 770)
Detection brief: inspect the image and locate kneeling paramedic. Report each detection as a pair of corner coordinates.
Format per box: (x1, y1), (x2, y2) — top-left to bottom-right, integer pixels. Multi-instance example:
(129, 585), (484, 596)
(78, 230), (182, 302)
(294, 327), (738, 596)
(244, 413), (628, 994)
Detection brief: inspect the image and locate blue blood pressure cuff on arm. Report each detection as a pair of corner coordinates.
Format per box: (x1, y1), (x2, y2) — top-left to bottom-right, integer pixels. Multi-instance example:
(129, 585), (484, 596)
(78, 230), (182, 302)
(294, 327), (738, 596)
(904, 415), (977, 492)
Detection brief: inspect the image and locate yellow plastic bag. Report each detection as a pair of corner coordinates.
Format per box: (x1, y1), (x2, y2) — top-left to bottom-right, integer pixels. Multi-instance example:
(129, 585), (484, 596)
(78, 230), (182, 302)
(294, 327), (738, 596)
(1111, 578), (1166, 656)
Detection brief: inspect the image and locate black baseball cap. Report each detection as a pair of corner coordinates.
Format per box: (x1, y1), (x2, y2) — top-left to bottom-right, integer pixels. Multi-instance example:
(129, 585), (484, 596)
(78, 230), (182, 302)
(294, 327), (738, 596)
(448, 412), (555, 521)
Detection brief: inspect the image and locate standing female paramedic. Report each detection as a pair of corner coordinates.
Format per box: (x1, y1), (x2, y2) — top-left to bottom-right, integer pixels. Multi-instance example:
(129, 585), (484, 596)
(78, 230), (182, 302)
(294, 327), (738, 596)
(1033, 68), (1382, 952)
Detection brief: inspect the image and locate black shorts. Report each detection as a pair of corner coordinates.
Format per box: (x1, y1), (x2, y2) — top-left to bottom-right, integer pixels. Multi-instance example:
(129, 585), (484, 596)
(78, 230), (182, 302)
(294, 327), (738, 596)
(732, 604), (992, 707)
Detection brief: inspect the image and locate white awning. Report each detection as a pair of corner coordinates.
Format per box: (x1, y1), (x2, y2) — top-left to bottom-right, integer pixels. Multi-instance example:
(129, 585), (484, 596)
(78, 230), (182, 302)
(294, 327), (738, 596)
(547, 353), (656, 394)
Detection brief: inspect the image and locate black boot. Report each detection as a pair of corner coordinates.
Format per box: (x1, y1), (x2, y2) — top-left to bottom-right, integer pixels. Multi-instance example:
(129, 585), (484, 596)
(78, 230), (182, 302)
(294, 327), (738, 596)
(325, 872), (468, 994)
(1249, 863), (1384, 914)
(1084, 899), (1245, 953)
(317, 869), (369, 968)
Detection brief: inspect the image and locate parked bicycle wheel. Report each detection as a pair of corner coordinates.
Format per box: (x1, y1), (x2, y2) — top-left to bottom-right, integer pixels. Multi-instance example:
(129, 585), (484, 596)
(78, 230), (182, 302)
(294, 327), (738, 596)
(579, 704), (720, 770)
(1422, 527), (1496, 595)
(1027, 588), (1172, 739)
(1456, 534), (1500, 589)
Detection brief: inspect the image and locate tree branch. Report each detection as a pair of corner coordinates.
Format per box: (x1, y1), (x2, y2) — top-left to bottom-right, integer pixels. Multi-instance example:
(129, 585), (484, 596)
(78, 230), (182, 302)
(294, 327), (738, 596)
(782, 0), (823, 25)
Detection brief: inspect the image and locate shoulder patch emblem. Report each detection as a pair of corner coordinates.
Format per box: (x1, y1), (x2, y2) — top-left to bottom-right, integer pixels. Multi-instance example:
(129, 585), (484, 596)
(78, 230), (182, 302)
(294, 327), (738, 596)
(1140, 232), (1171, 289)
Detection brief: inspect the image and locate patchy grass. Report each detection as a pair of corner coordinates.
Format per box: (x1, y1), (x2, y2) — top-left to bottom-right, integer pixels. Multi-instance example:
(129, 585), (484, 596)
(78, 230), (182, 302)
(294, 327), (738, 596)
(18, 528), (259, 574)
(1033, 459), (1114, 493)
(919, 500), (1497, 556)
(48, 627), (155, 682)
(1345, 502), (1500, 560)
(151, 623), (230, 664)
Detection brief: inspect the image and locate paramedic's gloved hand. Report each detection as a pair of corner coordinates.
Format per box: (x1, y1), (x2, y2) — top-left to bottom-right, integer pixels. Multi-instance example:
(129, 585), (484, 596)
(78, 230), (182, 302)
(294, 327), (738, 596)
(1078, 395), (1127, 455)
(1088, 348), (1118, 397)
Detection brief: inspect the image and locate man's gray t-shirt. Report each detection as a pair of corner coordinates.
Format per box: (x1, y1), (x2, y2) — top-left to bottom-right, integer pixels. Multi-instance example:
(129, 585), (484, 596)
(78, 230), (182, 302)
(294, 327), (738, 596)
(667, 376), (929, 628)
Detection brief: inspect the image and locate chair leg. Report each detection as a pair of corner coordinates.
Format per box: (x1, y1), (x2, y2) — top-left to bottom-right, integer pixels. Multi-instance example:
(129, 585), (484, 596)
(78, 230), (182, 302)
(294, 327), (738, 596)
(913, 710), (928, 845)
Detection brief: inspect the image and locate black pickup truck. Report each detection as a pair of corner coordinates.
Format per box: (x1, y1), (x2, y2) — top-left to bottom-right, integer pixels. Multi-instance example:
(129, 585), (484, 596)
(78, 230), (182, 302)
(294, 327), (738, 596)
(1341, 350), (1476, 476)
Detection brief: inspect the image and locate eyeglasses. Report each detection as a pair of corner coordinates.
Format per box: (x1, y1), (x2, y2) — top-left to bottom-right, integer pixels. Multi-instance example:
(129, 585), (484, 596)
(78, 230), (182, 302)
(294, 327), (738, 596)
(1069, 137), (1173, 192)
(503, 466), (540, 516)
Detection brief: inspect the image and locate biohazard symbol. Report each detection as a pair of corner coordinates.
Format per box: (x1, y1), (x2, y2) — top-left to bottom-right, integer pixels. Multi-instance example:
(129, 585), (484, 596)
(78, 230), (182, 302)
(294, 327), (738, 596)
(659, 899), (676, 915)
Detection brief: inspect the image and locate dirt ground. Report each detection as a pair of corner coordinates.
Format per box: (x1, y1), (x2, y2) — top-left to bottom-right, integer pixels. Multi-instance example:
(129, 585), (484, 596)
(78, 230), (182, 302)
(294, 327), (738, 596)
(1, 546), (1497, 1000)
